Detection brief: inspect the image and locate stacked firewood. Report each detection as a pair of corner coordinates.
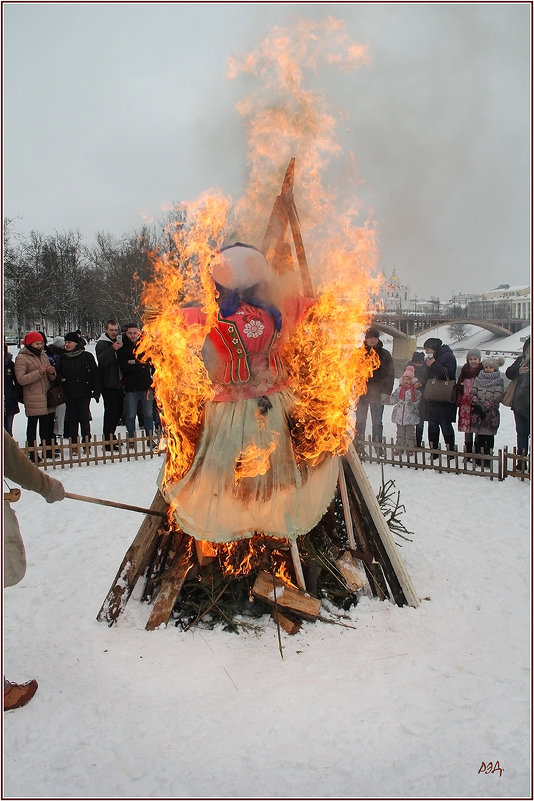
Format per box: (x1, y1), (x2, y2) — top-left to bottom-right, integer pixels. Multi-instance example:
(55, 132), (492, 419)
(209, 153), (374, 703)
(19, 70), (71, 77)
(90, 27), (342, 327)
(96, 446), (419, 634)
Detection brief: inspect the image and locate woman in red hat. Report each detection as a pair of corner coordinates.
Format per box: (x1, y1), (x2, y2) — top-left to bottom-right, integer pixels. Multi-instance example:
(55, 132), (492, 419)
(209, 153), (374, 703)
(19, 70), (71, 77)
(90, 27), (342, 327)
(14, 332), (56, 461)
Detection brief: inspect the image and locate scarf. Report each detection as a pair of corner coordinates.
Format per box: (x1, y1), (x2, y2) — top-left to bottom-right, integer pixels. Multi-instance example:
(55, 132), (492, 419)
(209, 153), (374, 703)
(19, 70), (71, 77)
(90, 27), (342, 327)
(214, 281), (283, 332)
(399, 384), (417, 402)
(26, 344), (45, 358)
(64, 346), (85, 359)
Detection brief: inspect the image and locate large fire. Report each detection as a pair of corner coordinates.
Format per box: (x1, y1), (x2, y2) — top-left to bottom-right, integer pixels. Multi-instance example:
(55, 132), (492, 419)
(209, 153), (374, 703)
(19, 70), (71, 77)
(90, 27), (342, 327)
(137, 18), (382, 584)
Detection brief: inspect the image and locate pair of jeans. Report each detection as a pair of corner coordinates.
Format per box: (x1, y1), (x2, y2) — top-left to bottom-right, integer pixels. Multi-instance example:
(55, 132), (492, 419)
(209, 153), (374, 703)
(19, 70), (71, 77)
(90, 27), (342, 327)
(427, 420), (455, 448)
(124, 389), (154, 437)
(65, 396), (91, 443)
(356, 395), (384, 444)
(102, 388), (123, 441)
(26, 414), (51, 446)
(513, 409), (530, 455)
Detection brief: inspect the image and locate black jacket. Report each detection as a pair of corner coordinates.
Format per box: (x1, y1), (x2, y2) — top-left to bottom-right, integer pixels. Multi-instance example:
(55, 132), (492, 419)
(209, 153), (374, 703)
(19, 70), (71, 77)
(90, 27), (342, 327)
(422, 343), (457, 422)
(57, 347), (101, 399)
(4, 352), (20, 415)
(95, 333), (122, 389)
(505, 337), (530, 417)
(117, 336), (153, 392)
(363, 340), (394, 399)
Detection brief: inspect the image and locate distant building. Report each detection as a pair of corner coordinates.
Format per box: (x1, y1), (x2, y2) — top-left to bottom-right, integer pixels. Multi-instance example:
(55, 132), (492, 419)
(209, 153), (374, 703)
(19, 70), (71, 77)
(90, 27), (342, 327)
(465, 284), (530, 321)
(377, 268), (411, 313)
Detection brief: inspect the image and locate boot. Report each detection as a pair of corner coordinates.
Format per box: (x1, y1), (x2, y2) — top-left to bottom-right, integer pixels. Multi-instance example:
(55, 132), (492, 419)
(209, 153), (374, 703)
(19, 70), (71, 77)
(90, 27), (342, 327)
(4, 679), (38, 711)
(444, 437), (456, 463)
(429, 439), (440, 459)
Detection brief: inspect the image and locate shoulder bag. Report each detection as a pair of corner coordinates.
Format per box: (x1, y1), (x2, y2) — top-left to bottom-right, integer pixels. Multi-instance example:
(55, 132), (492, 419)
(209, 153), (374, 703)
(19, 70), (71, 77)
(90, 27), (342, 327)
(47, 385), (68, 407)
(501, 378), (517, 408)
(423, 369), (457, 404)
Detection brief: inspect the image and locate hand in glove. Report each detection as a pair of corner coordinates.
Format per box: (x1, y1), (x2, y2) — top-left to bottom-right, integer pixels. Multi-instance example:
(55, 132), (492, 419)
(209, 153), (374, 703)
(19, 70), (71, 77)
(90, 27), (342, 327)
(44, 477), (65, 503)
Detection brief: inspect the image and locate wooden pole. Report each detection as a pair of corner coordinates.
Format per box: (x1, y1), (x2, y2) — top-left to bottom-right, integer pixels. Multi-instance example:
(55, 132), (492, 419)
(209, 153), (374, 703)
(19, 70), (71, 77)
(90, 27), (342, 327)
(65, 491), (165, 518)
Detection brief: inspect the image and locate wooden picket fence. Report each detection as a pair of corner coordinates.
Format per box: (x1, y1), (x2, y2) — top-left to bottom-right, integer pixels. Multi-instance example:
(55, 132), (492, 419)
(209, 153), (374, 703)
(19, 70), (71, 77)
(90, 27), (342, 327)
(17, 432), (530, 482)
(19, 431), (165, 469)
(356, 438), (530, 482)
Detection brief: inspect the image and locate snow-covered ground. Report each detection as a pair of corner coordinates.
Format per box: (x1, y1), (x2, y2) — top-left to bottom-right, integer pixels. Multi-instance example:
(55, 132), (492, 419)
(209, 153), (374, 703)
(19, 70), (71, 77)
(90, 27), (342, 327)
(3, 332), (531, 799)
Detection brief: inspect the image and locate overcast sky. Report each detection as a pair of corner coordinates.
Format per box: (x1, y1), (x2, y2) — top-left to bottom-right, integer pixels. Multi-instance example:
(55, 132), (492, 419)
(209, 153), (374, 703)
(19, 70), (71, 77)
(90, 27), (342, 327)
(3, 2), (531, 299)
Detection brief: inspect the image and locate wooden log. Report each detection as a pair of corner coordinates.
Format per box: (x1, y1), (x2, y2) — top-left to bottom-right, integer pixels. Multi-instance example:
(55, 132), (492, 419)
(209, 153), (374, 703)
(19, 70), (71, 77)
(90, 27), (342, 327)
(335, 551), (365, 592)
(141, 528), (175, 602)
(96, 489), (169, 626)
(252, 570), (321, 621)
(145, 533), (195, 630)
(344, 445), (420, 608)
(271, 609), (302, 635)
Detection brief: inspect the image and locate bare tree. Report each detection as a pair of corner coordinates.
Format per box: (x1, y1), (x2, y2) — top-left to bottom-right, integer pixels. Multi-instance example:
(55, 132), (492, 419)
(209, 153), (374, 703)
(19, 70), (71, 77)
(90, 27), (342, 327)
(448, 322), (470, 342)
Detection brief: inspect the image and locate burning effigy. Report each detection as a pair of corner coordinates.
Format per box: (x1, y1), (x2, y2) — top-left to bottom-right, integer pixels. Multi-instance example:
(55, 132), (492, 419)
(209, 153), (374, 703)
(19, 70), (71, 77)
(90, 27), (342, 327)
(97, 19), (419, 633)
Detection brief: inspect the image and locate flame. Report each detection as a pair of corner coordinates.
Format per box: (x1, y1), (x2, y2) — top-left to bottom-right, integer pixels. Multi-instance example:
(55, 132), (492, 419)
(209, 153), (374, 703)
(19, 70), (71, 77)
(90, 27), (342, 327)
(234, 435), (278, 484)
(138, 18), (382, 517)
(214, 535), (297, 588)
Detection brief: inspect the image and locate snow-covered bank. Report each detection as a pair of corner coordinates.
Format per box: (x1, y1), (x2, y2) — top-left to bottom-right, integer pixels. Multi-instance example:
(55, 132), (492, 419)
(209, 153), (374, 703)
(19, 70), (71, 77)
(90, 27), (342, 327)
(4, 331), (531, 798)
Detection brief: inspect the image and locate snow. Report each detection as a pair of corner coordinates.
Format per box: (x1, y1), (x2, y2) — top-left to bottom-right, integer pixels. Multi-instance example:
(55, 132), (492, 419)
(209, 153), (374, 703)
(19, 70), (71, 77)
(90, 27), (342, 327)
(3, 336), (531, 799)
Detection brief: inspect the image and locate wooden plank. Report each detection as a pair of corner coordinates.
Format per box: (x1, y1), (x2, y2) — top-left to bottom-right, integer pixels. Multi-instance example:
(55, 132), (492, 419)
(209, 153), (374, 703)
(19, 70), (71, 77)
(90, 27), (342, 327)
(96, 489), (169, 625)
(271, 609), (302, 635)
(344, 445), (420, 608)
(252, 570), (321, 621)
(145, 533), (195, 630)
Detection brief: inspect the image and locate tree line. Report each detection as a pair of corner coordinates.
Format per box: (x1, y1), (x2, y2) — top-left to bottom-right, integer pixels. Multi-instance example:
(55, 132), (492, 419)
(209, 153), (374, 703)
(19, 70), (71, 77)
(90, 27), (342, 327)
(3, 211), (187, 344)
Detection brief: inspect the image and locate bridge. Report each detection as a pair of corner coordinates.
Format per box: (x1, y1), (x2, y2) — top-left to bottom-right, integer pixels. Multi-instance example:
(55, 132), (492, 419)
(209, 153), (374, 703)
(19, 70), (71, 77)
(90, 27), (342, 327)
(371, 314), (529, 361)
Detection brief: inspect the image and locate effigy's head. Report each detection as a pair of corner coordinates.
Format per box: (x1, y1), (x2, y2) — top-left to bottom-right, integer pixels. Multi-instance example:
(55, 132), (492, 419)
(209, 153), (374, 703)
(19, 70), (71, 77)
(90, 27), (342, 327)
(211, 242), (271, 290)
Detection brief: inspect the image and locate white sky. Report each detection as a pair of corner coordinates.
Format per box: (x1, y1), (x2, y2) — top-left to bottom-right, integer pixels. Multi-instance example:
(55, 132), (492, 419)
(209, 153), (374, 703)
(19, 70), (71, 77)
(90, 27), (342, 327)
(3, 2), (531, 299)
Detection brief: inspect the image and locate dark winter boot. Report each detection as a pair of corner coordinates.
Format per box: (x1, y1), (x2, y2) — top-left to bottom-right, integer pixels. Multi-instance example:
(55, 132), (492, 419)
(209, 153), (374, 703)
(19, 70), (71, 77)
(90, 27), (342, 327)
(444, 436), (456, 463)
(429, 439), (440, 459)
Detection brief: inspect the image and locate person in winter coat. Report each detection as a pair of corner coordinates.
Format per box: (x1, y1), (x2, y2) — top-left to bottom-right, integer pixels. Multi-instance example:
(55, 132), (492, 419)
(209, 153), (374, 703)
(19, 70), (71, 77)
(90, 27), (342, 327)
(4, 342), (20, 436)
(117, 323), (156, 447)
(48, 336), (67, 442)
(455, 348), (484, 459)
(355, 326), (394, 452)
(95, 320), (124, 450)
(405, 351), (426, 447)
(422, 337), (457, 454)
(14, 332), (56, 460)
(57, 332), (101, 446)
(3, 429), (65, 710)
(470, 355), (505, 465)
(505, 336), (530, 457)
(381, 365), (422, 454)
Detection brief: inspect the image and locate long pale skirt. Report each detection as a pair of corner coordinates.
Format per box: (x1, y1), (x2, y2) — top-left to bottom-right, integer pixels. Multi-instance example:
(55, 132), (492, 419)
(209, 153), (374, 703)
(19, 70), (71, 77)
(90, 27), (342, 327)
(159, 388), (339, 543)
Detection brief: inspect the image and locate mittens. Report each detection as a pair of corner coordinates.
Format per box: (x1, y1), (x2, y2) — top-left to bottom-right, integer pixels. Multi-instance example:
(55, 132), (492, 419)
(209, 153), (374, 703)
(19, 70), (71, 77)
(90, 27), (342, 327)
(44, 477), (65, 503)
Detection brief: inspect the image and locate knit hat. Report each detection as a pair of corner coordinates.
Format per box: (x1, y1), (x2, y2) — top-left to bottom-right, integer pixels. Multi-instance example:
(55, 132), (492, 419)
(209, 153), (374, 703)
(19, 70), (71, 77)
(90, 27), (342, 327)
(466, 348), (482, 361)
(64, 331), (82, 344)
(482, 355), (504, 370)
(365, 326), (381, 339)
(22, 331), (44, 346)
(423, 337), (442, 351)
(411, 351), (424, 363)
(402, 365), (416, 382)
(52, 336), (65, 349)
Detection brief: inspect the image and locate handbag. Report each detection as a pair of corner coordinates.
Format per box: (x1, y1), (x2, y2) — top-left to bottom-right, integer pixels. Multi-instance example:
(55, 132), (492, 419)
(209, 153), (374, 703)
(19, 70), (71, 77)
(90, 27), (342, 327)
(47, 385), (68, 407)
(501, 378), (517, 408)
(423, 370), (457, 404)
